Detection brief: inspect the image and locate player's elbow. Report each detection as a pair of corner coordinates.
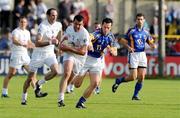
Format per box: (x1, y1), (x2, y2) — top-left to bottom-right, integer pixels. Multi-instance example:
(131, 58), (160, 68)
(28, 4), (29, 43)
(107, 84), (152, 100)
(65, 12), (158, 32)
(79, 50), (86, 55)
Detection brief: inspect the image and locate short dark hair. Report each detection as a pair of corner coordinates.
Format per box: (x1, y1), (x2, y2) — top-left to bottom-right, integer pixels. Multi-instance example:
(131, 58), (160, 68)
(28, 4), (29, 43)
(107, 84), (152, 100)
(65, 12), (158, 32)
(102, 18), (113, 25)
(46, 8), (57, 15)
(73, 14), (84, 22)
(19, 16), (27, 20)
(136, 13), (145, 18)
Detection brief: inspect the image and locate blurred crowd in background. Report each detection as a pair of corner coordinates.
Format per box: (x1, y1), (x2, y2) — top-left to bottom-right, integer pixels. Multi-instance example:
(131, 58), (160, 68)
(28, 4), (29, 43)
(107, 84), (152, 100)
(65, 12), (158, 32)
(0, 0), (179, 57)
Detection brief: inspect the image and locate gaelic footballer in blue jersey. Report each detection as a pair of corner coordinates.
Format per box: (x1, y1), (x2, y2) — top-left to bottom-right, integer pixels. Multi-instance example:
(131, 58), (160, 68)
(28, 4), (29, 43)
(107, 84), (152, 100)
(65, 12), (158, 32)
(112, 13), (156, 100)
(74, 18), (117, 108)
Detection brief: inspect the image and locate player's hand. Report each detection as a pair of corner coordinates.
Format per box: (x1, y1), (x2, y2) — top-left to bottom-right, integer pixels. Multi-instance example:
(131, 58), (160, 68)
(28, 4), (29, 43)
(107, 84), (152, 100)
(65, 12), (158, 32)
(88, 44), (94, 51)
(51, 37), (59, 45)
(127, 46), (135, 53)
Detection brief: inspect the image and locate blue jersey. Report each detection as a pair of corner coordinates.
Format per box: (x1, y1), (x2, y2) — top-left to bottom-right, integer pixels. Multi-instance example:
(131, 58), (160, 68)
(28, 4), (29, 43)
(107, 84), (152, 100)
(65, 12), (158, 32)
(88, 29), (115, 58)
(125, 25), (153, 52)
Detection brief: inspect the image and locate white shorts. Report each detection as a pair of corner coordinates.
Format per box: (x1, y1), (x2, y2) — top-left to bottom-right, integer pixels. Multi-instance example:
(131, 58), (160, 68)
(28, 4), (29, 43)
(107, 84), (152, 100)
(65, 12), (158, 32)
(29, 51), (58, 72)
(63, 53), (85, 75)
(9, 53), (30, 69)
(128, 52), (147, 69)
(79, 55), (104, 76)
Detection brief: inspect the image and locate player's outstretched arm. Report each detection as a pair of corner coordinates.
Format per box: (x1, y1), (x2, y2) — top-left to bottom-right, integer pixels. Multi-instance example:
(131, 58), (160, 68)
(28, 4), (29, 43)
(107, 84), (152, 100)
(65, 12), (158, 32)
(118, 38), (134, 53)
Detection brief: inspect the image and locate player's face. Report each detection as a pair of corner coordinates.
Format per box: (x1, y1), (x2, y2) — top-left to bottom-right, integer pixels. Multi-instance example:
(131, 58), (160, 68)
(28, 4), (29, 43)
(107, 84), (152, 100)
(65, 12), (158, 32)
(102, 22), (112, 35)
(48, 10), (58, 24)
(136, 16), (145, 28)
(19, 18), (28, 29)
(73, 20), (83, 32)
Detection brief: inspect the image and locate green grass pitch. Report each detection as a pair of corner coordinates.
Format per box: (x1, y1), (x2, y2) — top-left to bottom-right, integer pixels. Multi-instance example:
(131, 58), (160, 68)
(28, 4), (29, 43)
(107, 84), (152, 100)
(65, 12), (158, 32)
(0, 75), (180, 118)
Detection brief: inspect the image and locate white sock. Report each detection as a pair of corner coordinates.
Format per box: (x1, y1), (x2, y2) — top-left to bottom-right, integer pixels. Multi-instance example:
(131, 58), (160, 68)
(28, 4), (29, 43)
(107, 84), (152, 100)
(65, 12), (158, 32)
(2, 88), (8, 95)
(38, 79), (46, 86)
(58, 93), (64, 102)
(66, 85), (71, 93)
(22, 93), (27, 102)
(70, 84), (74, 91)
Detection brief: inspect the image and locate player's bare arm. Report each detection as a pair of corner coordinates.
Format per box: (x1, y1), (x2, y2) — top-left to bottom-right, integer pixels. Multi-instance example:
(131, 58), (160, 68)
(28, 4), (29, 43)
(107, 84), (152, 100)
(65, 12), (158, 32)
(35, 34), (58, 47)
(60, 44), (88, 55)
(118, 38), (134, 53)
(12, 36), (27, 47)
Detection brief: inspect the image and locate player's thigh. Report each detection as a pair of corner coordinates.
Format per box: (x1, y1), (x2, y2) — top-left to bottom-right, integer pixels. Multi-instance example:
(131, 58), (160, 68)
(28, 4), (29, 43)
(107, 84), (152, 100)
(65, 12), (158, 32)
(7, 66), (17, 76)
(128, 69), (138, 80)
(63, 60), (74, 76)
(89, 72), (101, 88)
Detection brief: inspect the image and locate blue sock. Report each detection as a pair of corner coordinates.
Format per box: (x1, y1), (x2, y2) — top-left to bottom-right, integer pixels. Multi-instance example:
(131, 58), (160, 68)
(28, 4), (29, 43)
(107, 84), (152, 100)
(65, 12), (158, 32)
(115, 77), (126, 85)
(78, 96), (86, 104)
(133, 82), (143, 97)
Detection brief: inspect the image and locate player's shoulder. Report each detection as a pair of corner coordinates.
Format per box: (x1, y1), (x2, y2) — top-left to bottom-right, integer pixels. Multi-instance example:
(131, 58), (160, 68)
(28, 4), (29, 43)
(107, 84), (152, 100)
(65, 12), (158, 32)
(54, 21), (62, 27)
(65, 25), (73, 33)
(80, 27), (89, 36)
(12, 27), (20, 34)
(143, 28), (150, 35)
(128, 27), (136, 34)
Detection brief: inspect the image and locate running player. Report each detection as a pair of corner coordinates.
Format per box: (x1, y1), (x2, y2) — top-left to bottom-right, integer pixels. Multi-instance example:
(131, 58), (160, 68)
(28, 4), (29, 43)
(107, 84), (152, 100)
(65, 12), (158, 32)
(21, 8), (62, 105)
(112, 13), (156, 100)
(1, 16), (35, 98)
(58, 14), (90, 107)
(74, 18), (117, 108)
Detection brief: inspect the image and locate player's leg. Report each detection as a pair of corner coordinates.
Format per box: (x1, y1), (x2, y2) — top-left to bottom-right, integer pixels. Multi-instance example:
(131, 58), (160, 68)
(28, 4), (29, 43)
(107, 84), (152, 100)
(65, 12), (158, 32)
(112, 69), (138, 93)
(112, 52), (139, 93)
(132, 52), (147, 100)
(74, 74), (86, 88)
(95, 70), (102, 94)
(58, 60), (74, 107)
(1, 67), (16, 97)
(23, 65), (37, 89)
(21, 71), (36, 105)
(35, 55), (58, 96)
(132, 67), (146, 100)
(76, 72), (100, 108)
(66, 73), (76, 93)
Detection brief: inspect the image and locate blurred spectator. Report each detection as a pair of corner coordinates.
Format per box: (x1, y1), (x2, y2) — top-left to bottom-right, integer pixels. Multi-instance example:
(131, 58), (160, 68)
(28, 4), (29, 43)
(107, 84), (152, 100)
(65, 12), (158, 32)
(26, 0), (37, 29)
(13, 0), (25, 29)
(104, 0), (114, 20)
(167, 19), (178, 35)
(78, 4), (91, 30)
(93, 22), (101, 31)
(0, 0), (11, 30)
(0, 28), (11, 56)
(36, 0), (47, 25)
(150, 16), (158, 36)
(58, 0), (74, 31)
(73, 0), (85, 15)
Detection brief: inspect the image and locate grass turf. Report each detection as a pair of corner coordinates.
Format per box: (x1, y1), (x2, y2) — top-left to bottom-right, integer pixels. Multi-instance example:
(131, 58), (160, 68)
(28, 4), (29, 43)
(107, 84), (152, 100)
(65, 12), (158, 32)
(0, 75), (180, 118)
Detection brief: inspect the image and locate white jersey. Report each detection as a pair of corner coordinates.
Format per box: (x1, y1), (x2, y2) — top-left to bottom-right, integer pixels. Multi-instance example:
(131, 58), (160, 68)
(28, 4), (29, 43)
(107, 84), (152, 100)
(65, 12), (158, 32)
(64, 25), (90, 61)
(11, 27), (30, 54)
(34, 20), (62, 53)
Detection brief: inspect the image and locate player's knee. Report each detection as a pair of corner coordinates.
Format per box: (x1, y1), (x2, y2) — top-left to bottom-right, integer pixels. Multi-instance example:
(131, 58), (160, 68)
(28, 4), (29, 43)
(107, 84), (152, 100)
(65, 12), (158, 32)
(91, 81), (99, 88)
(51, 69), (58, 76)
(8, 72), (16, 78)
(63, 72), (71, 79)
(74, 82), (81, 88)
